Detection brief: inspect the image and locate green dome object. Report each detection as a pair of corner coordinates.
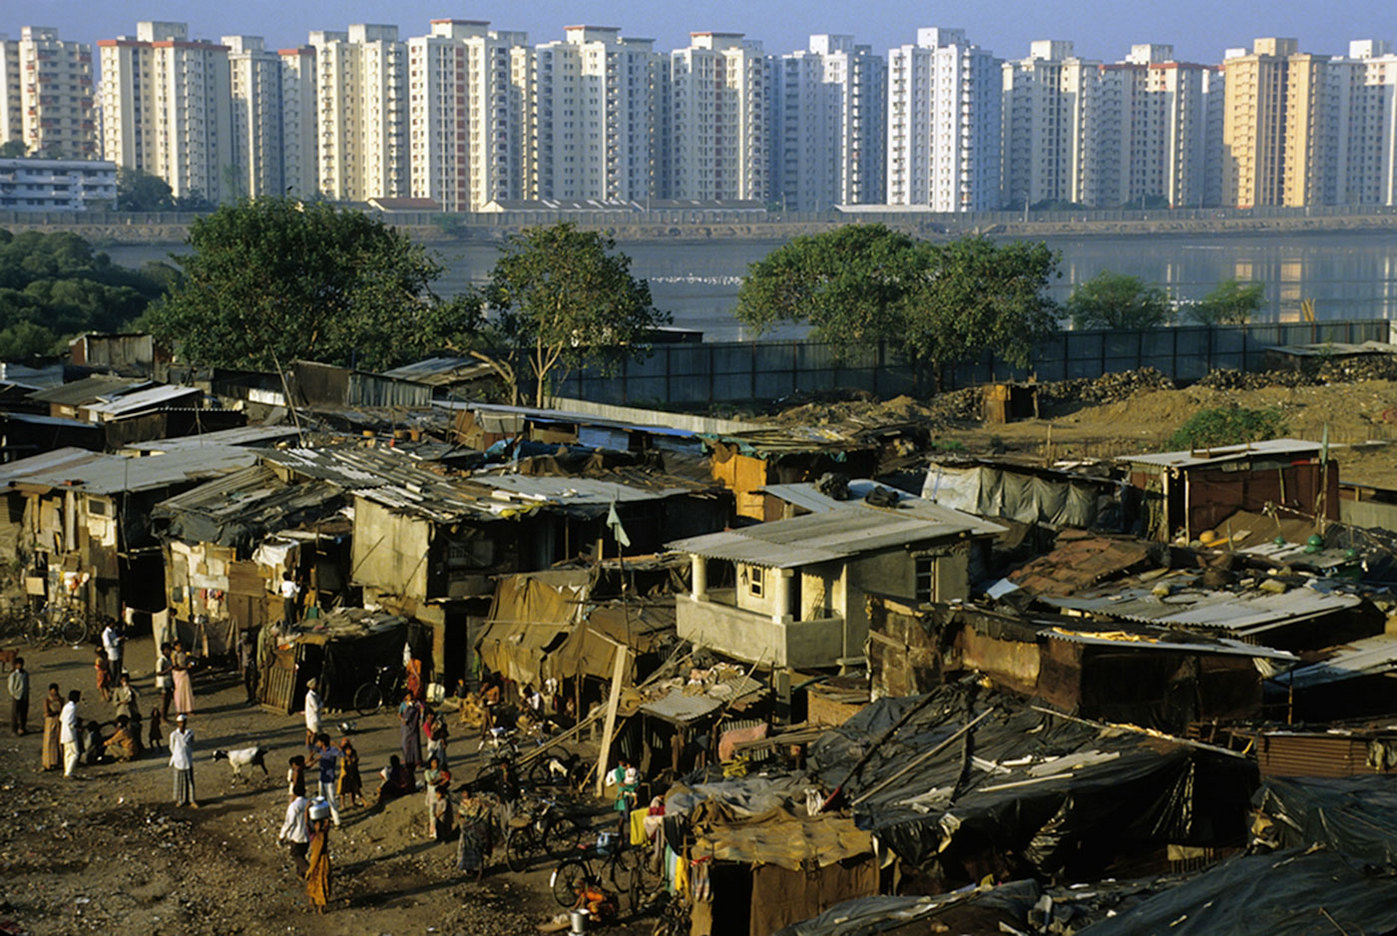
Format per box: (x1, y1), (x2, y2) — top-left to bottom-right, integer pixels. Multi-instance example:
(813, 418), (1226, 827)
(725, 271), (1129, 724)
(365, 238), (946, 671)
(1345, 548), (1359, 560)
(1273, 535), (1288, 546)
(1307, 534), (1325, 548)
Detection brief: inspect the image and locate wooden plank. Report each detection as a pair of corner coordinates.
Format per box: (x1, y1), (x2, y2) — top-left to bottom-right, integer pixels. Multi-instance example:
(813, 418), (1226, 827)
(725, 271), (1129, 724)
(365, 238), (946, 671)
(593, 646), (631, 797)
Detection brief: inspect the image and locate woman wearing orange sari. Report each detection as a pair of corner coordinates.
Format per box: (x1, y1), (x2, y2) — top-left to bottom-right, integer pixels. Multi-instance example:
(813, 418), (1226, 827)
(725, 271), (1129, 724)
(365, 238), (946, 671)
(305, 799), (332, 913)
(41, 683), (62, 770)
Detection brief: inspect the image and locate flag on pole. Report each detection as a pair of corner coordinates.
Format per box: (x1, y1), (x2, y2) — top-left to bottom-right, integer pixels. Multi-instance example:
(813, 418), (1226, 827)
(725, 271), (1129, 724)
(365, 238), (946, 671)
(606, 499), (631, 548)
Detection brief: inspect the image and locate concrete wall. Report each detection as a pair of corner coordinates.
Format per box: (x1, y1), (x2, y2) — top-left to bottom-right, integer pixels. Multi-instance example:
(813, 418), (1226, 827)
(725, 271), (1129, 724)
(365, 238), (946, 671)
(1341, 497), (1397, 533)
(675, 593), (844, 669)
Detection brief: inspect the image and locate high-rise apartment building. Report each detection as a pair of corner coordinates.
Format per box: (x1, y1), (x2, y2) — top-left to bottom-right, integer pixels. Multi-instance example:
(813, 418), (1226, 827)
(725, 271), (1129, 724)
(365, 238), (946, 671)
(669, 33), (769, 202)
(1001, 40), (1100, 209)
(0, 28), (96, 159)
(224, 36), (282, 198)
(1089, 44), (1215, 208)
(1337, 40), (1397, 206)
(99, 22), (233, 202)
(312, 25), (409, 202)
(772, 35), (885, 210)
(533, 26), (664, 203)
(406, 20), (531, 212)
(1220, 38), (1301, 208)
(278, 45), (318, 198)
(886, 28), (999, 211)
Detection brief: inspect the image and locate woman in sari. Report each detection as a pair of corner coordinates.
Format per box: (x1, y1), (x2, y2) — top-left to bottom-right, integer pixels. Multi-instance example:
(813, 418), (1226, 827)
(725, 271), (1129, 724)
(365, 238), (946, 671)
(398, 690), (423, 790)
(305, 798), (332, 913)
(41, 683), (62, 771)
(170, 640), (195, 715)
(337, 738), (364, 808)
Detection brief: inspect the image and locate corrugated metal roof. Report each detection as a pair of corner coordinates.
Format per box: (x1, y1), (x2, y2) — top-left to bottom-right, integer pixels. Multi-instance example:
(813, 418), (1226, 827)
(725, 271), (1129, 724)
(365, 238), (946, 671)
(125, 425), (303, 453)
(261, 446), (488, 523)
(479, 473), (695, 506)
(639, 691), (724, 723)
(1044, 627), (1297, 661)
(29, 375), (147, 406)
(1279, 635), (1397, 690)
(1043, 585), (1361, 634)
(2, 412), (98, 429)
(668, 502), (1004, 569)
(1119, 438), (1320, 470)
(447, 401), (705, 439)
(82, 384), (201, 417)
(0, 445), (257, 494)
(380, 357), (493, 385)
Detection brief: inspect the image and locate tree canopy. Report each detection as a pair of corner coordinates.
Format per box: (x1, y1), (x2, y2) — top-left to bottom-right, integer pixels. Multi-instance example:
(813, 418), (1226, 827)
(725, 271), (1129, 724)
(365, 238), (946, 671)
(735, 225), (1060, 387)
(1185, 279), (1264, 326)
(1067, 270), (1173, 329)
(146, 198), (479, 371)
(484, 223), (669, 406)
(0, 228), (172, 359)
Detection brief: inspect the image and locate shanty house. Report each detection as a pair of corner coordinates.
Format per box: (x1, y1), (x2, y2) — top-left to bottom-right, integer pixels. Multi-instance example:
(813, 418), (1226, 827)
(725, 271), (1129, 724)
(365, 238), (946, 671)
(1119, 439), (1338, 542)
(669, 495), (1003, 681)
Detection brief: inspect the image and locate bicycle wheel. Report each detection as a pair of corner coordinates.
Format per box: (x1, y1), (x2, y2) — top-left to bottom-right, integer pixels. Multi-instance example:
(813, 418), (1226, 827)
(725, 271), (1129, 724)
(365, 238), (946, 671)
(608, 846), (640, 894)
(550, 858), (589, 907)
(61, 616), (88, 646)
(505, 827), (536, 872)
(544, 814), (587, 858)
(353, 681), (383, 716)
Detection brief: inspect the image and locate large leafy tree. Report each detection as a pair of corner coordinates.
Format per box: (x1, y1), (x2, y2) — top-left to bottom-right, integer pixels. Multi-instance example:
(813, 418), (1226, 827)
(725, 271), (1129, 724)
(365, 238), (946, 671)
(736, 225), (1060, 389)
(147, 198), (479, 371)
(1067, 271), (1172, 329)
(485, 223), (669, 406)
(1185, 278), (1264, 326)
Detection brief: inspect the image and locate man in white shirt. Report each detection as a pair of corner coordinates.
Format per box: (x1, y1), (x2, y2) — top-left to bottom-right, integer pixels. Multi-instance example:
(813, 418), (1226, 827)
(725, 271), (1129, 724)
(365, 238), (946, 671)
(59, 690), (81, 777)
(101, 620), (123, 680)
(278, 787), (311, 876)
(304, 679), (321, 753)
(280, 572), (300, 626)
(168, 713), (198, 807)
(154, 642), (174, 719)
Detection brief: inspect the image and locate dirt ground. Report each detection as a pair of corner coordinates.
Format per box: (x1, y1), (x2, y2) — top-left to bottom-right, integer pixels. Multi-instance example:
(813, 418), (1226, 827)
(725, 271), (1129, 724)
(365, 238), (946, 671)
(0, 635), (653, 936)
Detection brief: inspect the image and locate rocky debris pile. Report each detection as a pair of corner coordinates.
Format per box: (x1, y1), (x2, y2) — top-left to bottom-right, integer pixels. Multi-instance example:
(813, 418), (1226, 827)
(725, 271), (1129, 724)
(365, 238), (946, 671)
(1038, 367), (1177, 406)
(1198, 354), (1397, 391)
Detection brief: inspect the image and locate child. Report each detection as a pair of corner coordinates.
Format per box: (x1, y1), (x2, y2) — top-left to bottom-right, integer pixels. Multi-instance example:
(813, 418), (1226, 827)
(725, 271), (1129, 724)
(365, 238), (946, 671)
(82, 720), (107, 765)
(147, 706), (164, 749)
(94, 650), (112, 703)
(287, 754), (306, 801)
(338, 739), (364, 809)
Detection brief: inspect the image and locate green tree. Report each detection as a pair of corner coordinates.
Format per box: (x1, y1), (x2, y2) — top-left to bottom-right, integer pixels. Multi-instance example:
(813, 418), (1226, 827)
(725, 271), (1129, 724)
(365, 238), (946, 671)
(736, 226), (1060, 389)
(0, 140), (27, 159)
(116, 167), (176, 212)
(146, 198), (478, 371)
(1067, 270), (1172, 329)
(1185, 279), (1264, 326)
(485, 223), (669, 406)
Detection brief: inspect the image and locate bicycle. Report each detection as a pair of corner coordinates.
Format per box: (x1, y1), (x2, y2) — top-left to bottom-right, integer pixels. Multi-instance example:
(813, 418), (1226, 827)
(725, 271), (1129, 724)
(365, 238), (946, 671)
(27, 603), (90, 647)
(353, 663), (405, 715)
(550, 833), (644, 912)
(650, 891), (690, 936)
(504, 795), (589, 871)
(525, 748), (588, 792)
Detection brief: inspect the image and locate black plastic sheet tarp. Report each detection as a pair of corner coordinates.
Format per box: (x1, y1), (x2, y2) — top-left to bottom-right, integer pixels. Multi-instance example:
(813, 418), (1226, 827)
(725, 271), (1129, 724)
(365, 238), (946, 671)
(1078, 847), (1397, 936)
(808, 686), (1256, 878)
(1253, 776), (1397, 869)
(773, 882), (1043, 936)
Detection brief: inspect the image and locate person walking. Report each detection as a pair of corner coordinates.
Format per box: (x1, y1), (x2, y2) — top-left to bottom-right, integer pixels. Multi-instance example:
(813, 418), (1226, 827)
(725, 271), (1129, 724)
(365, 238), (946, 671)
(314, 733), (342, 828)
(41, 683), (62, 770)
(170, 641), (194, 715)
(8, 655), (29, 735)
(278, 784), (311, 877)
(101, 619), (123, 682)
(169, 713), (198, 807)
(154, 642), (174, 719)
(59, 689), (81, 778)
(399, 690), (424, 791)
(304, 679), (322, 754)
(305, 798), (332, 914)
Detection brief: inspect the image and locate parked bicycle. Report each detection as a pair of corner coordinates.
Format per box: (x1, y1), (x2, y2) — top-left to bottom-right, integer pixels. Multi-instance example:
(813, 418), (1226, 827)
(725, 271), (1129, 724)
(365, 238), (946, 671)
(353, 663), (405, 715)
(471, 749), (521, 802)
(525, 748), (588, 792)
(28, 603), (91, 647)
(550, 831), (643, 911)
(504, 795), (589, 871)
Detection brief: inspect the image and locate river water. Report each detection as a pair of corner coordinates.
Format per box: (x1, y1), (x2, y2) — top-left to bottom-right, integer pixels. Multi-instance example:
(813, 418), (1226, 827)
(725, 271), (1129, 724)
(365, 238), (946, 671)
(104, 230), (1397, 341)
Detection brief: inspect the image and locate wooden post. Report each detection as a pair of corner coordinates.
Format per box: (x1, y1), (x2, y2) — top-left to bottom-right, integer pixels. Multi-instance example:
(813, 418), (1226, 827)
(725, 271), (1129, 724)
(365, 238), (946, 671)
(594, 646), (630, 797)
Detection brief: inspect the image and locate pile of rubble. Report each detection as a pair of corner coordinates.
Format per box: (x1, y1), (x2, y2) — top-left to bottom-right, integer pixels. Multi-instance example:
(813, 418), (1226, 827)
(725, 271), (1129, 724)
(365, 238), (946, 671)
(1037, 367), (1177, 406)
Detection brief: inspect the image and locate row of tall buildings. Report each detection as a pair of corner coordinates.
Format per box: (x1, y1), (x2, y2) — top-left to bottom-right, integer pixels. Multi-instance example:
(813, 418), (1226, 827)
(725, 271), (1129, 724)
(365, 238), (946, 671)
(7, 20), (1397, 212)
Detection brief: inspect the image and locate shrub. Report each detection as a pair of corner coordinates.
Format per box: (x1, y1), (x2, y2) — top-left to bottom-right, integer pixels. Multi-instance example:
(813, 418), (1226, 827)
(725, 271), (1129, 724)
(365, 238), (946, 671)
(1167, 405), (1288, 450)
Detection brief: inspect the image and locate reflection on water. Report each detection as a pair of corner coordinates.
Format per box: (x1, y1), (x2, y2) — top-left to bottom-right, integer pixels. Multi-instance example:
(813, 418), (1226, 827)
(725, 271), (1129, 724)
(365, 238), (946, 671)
(102, 231), (1397, 342)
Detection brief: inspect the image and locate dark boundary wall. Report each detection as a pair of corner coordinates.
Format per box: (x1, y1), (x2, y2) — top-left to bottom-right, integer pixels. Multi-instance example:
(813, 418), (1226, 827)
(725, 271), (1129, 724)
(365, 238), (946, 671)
(556, 319), (1392, 406)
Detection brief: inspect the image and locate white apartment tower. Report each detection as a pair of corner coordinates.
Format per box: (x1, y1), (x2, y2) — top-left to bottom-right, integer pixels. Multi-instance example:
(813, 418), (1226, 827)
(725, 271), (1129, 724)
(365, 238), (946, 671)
(669, 33), (769, 202)
(1334, 40), (1397, 206)
(1001, 40), (1100, 209)
(312, 25), (409, 202)
(279, 46), (318, 198)
(99, 22), (233, 202)
(887, 28), (1000, 211)
(533, 26), (664, 202)
(0, 28), (96, 159)
(772, 35), (886, 211)
(407, 20), (532, 212)
(223, 36), (282, 198)
(1089, 44), (1214, 208)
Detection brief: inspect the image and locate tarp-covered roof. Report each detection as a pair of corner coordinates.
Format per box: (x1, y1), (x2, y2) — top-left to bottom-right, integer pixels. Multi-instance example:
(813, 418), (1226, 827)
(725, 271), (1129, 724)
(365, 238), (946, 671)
(691, 803), (872, 871)
(476, 570), (590, 688)
(669, 501), (1004, 569)
(152, 464), (344, 549)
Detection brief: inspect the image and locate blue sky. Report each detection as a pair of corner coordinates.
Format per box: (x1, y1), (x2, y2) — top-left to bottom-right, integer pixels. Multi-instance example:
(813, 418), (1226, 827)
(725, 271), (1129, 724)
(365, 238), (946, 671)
(4, 0), (1393, 63)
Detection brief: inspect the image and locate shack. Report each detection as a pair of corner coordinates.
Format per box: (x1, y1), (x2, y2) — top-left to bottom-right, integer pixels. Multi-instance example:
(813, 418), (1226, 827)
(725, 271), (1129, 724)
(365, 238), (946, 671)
(709, 432), (880, 521)
(922, 456), (1124, 530)
(0, 445), (257, 619)
(1118, 439), (1338, 542)
(1265, 633), (1397, 722)
(259, 608), (409, 714)
(670, 494), (1004, 688)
